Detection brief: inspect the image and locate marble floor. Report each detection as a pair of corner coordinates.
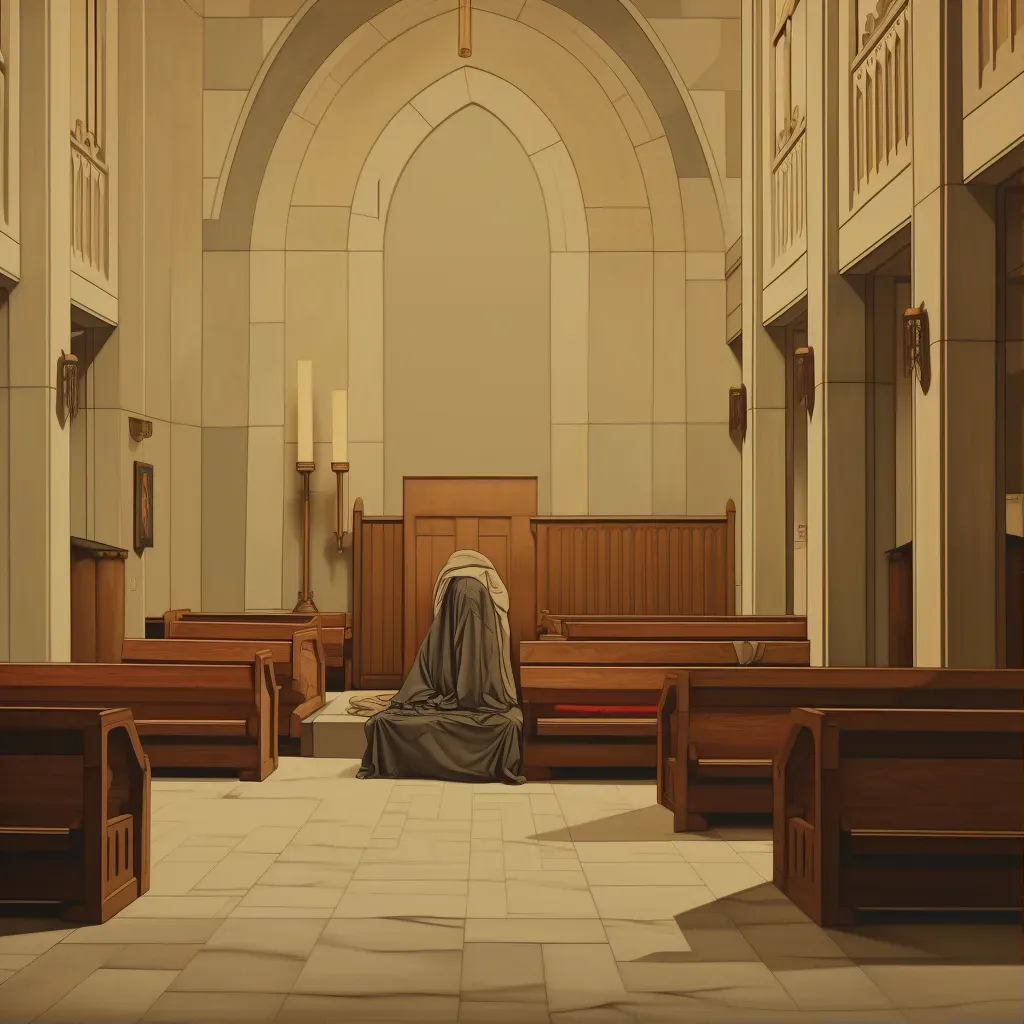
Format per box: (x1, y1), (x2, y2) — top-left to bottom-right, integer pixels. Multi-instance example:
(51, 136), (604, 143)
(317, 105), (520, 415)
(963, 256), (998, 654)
(0, 758), (1020, 1024)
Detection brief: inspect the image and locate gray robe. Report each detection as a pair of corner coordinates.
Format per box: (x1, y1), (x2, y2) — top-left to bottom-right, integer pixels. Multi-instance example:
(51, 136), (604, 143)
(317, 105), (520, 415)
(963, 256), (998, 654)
(357, 576), (524, 784)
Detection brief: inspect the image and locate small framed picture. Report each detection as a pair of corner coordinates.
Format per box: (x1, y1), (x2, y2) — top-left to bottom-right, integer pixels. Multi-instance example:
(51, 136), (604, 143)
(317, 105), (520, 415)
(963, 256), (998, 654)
(133, 462), (154, 554)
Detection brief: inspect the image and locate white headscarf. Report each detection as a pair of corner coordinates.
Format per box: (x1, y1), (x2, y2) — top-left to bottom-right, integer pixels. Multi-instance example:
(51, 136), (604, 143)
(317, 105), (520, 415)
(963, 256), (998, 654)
(432, 550), (517, 703)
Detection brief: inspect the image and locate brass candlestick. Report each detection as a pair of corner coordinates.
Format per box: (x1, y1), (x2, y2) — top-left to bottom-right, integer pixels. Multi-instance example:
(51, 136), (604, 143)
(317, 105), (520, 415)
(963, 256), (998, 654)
(293, 461), (318, 614)
(332, 461), (350, 552)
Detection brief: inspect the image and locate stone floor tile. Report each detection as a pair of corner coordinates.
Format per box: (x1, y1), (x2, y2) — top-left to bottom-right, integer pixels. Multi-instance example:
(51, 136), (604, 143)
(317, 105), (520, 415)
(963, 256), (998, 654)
(35, 967), (178, 1023)
(688, 861), (767, 899)
(461, 941), (546, 1001)
(0, 952), (37, 970)
(860, 964), (1024, 1009)
(318, 917), (464, 952)
(467, 879), (509, 917)
(0, 969), (14, 985)
(740, 921), (848, 969)
(590, 884), (714, 920)
(142, 990), (285, 1022)
(294, 946), (462, 996)
(191, 852), (277, 890)
(464, 918), (606, 943)
(458, 1001), (551, 1022)
(0, 920), (74, 954)
(507, 874), (599, 918)
(62, 918), (225, 944)
(542, 943), (628, 1013)
(602, 919), (691, 961)
(275, 993), (459, 1022)
(575, 842), (683, 863)
(773, 964), (895, 1010)
(205, 917), (326, 956)
(671, 839), (744, 862)
(259, 861), (354, 888)
(581, 861), (702, 887)
(169, 949), (305, 993)
(237, 884), (346, 909)
(353, 860), (469, 880)
(103, 944), (203, 970)
(333, 891), (468, 918)
(116, 895), (236, 918)
(617, 960), (798, 1010)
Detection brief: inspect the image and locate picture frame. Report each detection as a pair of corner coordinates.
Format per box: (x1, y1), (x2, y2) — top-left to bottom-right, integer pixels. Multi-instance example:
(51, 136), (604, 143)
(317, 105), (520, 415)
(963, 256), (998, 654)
(133, 462), (154, 555)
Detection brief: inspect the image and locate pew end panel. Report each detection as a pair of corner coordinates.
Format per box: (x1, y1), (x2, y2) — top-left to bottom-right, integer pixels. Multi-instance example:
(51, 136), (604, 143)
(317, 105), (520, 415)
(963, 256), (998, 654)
(0, 707), (151, 924)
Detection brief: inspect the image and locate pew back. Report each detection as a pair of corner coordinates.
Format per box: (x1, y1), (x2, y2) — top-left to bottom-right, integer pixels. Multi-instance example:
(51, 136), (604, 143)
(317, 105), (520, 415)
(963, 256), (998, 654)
(539, 614), (807, 642)
(0, 706), (151, 923)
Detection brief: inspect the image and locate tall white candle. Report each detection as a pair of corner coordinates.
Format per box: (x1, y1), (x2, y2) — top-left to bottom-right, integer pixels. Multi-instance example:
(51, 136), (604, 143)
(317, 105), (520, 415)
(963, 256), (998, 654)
(332, 391), (348, 463)
(296, 361), (313, 464)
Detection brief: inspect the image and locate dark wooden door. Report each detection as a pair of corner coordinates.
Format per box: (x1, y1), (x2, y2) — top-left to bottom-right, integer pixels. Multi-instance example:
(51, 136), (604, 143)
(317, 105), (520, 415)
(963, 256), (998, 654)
(402, 477), (537, 679)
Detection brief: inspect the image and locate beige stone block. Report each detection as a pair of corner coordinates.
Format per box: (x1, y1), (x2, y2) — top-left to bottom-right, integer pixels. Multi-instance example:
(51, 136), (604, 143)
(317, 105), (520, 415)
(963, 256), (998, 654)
(321, 22), (387, 94)
(550, 252), (589, 425)
(204, 18), (264, 90)
(203, 178), (217, 218)
(589, 424), (653, 516)
(297, 74), (342, 127)
(348, 251), (384, 444)
(249, 250), (285, 323)
(653, 252), (686, 422)
(262, 17), (288, 55)
(613, 94), (653, 147)
(655, 18), (741, 90)
(286, 206), (350, 250)
(653, 423), (688, 514)
(692, 91), (727, 183)
(686, 251), (726, 279)
(348, 441), (385, 519)
(680, 177), (724, 251)
(250, 0), (304, 14)
(412, 69), (471, 127)
(686, 423), (740, 516)
(637, 137), (687, 252)
(202, 427), (249, 613)
(724, 177), (741, 247)
(531, 142), (588, 253)
(202, 90), (247, 178)
(586, 208), (654, 251)
(685, 280), (737, 422)
(351, 104), (433, 220)
(203, 251), (250, 427)
(284, 251), (348, 443)
(346, 213), (384, 253)
(206, 0), (250, 14)
(371, 0), (456, 39)
(252, 113), (315, 250)
(170, 423), (203, 611)
(245, 426), (285, 611)
(589, 253), (654, 423)
(465, 68), (559, 154)
(248, 323), (285, 427)
(551, 424), (588, 516)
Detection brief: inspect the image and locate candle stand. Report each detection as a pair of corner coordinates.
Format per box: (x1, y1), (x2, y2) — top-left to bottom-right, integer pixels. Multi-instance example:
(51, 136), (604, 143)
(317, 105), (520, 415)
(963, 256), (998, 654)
(293, 461), (318, 614)
(332, 462), (350, 552)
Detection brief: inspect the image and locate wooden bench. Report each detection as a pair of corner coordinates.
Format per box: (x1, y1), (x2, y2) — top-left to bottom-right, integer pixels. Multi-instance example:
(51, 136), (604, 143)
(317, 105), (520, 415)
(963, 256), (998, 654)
(657, 667), (1024, 831)
(0, 657), (279, 781)
(775, 706), (1024, 926)
(0, 706), (151, 923)
(539, 613), (807, 642)
(123, 633), (323, 741)
(164, 609), (351, 689)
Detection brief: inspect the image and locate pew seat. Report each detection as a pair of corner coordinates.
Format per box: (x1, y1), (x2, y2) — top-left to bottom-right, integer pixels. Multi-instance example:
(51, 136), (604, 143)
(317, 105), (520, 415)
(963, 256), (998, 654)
(775, 707), (1024, 926)
(539, 613), (807, 642)
(0, 658), (279, 781)
(0, 706), (151, 923)
(122, 633), (323, 741)
(657, 668), (1024, 831)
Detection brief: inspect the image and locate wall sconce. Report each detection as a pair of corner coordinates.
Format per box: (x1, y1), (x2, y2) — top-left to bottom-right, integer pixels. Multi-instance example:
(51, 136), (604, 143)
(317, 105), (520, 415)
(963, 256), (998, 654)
(728, 384), (747, 439)
(902, 304), (931, 394)
(332, 461), (350, 552)
(56, 351), (80, 429)
(794, 346), (815, 415)
(128, 417), (153, 442)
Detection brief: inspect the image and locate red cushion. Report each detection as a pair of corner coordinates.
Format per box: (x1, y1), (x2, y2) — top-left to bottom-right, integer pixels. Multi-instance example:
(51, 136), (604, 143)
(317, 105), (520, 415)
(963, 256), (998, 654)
(553, 705), (658, 715)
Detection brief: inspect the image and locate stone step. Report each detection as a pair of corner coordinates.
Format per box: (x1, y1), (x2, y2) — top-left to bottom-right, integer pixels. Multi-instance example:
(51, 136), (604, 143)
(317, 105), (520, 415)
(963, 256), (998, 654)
(300, 690), (396, 757)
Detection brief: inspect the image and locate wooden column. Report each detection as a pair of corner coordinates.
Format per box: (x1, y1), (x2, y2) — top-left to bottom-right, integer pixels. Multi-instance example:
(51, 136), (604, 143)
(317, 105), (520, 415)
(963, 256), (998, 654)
(71, 538), (128, 663)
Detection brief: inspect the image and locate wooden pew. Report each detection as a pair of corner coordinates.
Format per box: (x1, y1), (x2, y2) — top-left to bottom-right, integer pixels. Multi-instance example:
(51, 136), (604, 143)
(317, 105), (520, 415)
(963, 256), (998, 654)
(123, 634), (324, 741)
(0, 706), (151, 923)
(539, 613), (807, 642)
(657, 667), (1024, 831)
(0, 658), (279, 781)
(775, 706), (1024, 926)
(519, 638), (812, 779)
(164, 609), (351, 689)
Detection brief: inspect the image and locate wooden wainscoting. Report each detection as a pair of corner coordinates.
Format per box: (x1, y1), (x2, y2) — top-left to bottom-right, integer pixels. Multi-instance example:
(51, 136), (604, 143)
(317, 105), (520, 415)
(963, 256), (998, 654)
(351, 499), (405, 690)
(533, 500), (736, 619)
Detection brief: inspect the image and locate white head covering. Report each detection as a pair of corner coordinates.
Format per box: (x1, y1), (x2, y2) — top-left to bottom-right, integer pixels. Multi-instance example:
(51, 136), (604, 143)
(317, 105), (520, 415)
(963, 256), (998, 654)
(432, 550), (517, 703)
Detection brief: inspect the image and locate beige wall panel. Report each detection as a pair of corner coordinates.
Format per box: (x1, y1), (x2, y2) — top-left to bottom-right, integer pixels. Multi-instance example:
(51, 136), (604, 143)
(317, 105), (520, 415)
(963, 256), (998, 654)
(92, 409), (123, 549)
(652, 423), (688, 514)
(348, 441), (385, 518)
(291, 24), (384, 123)
(249, 322), (286, 427)
(348, 252), (385, 445)
(250, 251), (286, 323)
(170, 422), (203, 611)
(412, 67), (472, 127)
(350, 105), (432, 221)
(250, 0), (305, 15)
(589, 424), (653, 515)
(370, 0), (458, 39)
(679, 176), (725, 250)
(550, 252), (589, 425)
(653, 16), (741, 91)
(206, 1), (250, 17)
(286, 206), (350, 250)
(263, 18), (290, 55)
(691, 91), (727, 180)
(202, 427), (248, 612)
(381, 105), (552, 515)
(70, 411), (90, 539)
(202, 250), (251, 426)
(245, 426), (285, 610)
(531, 142), (589, 253)
(204, 17), (265, 90)
(653, 252), (687, 423)
(464, 68), (560, 153)
(141, 421), (171, 622)
(636, 137), (687, 251)
(685, 279), (736, 421)
(251, 114), (315, 250)
(586, 208), (654, 251)
(284, 250), (347, 443)
(687, 251), (725, 280)
(589, 253), (654, 423)
(685, 422), (740, 516)
(614, 93), (654, 147)
(551, 424), (588, 516)
(203, 90), (248, 179)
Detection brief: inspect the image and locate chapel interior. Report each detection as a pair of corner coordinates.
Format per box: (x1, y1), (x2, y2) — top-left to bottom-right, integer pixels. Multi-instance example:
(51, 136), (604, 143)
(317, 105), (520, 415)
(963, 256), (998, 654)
(0, 1), (1022, 1022)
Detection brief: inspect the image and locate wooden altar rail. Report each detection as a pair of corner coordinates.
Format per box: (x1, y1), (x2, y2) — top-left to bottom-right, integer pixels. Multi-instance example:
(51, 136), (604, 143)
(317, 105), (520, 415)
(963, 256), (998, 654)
(349, 498), (737, 689)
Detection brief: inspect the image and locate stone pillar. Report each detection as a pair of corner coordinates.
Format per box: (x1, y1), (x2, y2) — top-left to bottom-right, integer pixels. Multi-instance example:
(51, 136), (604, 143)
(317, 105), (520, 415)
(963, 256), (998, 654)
(911, 0), (998, 667)
(740, 0), (788, 616)
(8, 0), (72, 660)
(804, 0), (869, 665)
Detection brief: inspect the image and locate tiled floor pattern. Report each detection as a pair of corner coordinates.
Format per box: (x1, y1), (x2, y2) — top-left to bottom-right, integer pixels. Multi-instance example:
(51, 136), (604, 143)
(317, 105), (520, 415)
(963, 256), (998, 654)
(0, 758), (1021, 1023)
